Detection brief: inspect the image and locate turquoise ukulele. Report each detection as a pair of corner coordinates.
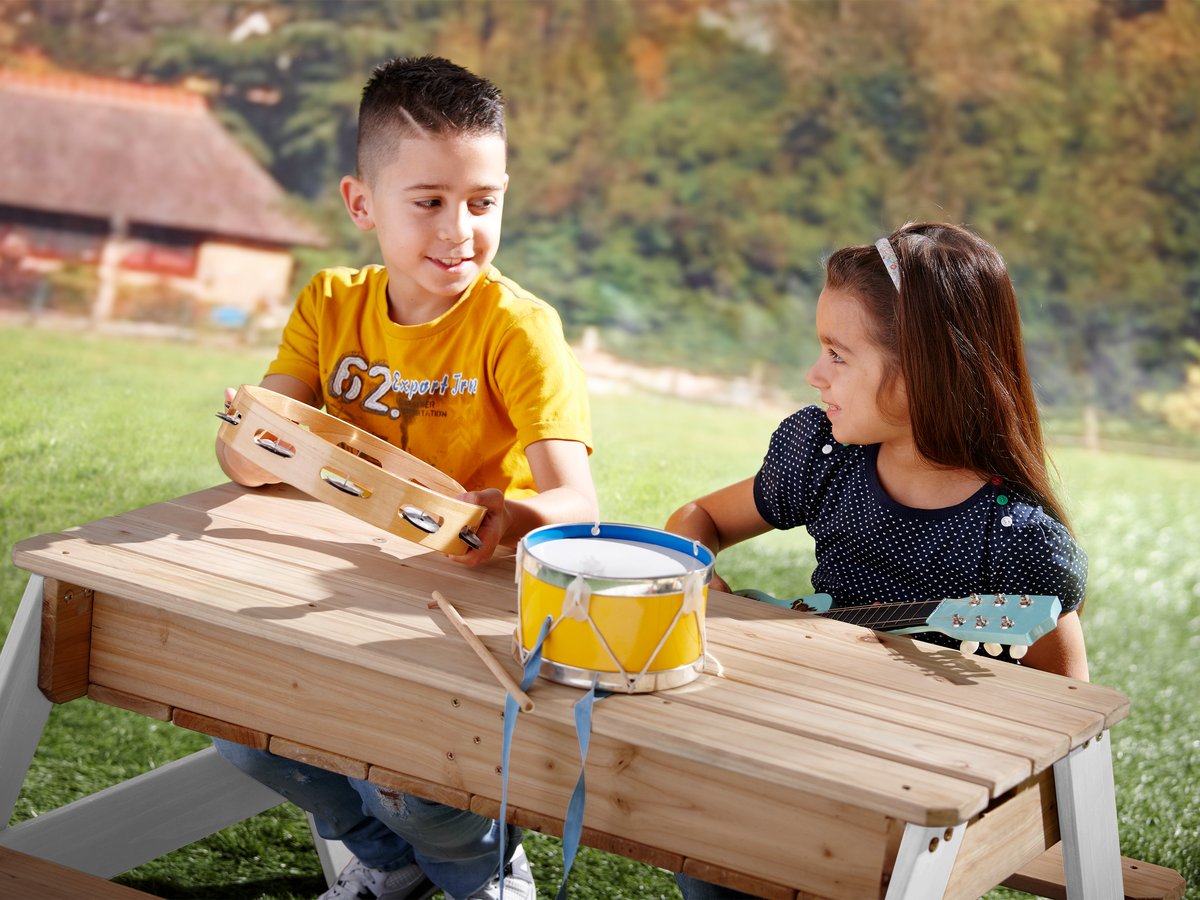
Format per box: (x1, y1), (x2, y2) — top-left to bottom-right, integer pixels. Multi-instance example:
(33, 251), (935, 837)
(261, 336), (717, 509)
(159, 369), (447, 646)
(737, 590), (1062, 660)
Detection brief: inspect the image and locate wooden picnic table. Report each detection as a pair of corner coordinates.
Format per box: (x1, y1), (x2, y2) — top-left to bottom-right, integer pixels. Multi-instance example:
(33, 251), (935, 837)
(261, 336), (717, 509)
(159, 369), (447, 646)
(0, 482), (1130, 898)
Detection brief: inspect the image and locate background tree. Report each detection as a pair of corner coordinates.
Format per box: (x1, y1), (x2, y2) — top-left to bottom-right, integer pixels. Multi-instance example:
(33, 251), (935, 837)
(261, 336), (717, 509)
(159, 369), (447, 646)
(4, 0), (1198, 437)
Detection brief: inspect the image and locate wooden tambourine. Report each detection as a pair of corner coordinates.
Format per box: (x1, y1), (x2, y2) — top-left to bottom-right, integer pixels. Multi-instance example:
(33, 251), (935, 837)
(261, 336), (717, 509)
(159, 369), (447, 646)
(216, 384), (486, 555)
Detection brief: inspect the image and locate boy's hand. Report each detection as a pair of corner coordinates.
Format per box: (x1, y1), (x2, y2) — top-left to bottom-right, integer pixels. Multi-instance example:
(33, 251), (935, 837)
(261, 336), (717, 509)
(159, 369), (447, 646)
(450, 488), (511, 567)
(215, 387), (279, 487)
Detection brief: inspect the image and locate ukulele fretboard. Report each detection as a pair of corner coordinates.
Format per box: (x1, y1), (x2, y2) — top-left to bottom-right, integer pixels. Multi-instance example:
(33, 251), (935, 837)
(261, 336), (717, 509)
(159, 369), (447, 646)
(817, 600), (944, 631)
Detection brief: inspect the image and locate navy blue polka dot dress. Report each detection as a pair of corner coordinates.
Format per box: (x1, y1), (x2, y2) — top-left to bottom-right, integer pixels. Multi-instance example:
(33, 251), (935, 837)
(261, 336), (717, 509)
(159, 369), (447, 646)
(753, 406), (1086, 657)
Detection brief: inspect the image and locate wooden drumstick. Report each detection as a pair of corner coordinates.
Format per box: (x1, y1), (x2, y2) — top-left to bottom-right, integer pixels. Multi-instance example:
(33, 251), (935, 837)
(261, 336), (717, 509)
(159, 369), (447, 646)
(428, 591), (535, 712)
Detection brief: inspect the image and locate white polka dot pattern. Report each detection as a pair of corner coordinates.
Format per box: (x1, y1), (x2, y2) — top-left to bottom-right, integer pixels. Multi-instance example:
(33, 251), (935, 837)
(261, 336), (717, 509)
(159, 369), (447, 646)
(751, 406), (1087, 655)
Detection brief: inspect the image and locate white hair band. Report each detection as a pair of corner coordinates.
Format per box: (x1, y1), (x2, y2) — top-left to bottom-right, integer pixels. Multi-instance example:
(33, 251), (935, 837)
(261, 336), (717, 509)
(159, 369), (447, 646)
(875, 238), (901, 291)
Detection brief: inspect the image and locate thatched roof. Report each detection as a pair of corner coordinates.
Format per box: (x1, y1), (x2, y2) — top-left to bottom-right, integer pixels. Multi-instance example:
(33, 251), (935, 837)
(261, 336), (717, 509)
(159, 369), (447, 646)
(0, 69), (324, 248)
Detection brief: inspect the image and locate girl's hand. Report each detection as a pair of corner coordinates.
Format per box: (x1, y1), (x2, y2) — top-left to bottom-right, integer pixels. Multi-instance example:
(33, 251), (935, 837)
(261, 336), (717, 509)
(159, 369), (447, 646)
(708, 570), (732, 593)
(450, 488), (512, 567)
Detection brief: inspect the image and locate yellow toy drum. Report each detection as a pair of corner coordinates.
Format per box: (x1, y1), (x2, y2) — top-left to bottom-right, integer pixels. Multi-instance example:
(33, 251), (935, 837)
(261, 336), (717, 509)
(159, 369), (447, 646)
(515, 523), (714, 693)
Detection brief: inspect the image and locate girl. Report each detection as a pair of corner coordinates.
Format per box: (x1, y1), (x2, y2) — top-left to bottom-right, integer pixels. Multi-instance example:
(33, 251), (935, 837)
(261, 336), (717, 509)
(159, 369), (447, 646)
(666, 222), (1089, 898)
(671, 223), (1089, 675)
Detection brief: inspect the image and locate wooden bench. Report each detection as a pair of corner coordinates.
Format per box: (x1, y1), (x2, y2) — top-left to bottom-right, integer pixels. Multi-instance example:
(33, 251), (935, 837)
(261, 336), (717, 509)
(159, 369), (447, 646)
(4, 834), (1184, 900)
(1003, 841), (1186, 900)
(0, 846), (153, 898)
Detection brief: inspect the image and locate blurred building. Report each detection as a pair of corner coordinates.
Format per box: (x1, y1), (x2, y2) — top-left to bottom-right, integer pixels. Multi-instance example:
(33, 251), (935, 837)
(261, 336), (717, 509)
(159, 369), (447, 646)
(0, 67), (323, 326)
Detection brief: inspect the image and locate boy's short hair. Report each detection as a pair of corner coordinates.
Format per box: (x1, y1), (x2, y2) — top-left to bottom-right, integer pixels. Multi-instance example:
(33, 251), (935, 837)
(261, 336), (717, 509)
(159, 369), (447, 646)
(357, 55), (506, 182)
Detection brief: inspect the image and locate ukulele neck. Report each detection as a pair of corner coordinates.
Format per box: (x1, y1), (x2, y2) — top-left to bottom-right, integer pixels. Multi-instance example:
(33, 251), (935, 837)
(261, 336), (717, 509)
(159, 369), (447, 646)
(821, 600), (942, 631)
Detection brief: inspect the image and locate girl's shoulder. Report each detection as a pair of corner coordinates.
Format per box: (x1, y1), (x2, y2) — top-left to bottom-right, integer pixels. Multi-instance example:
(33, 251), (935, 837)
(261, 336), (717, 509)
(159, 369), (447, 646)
(777, 404), (833, 438)
(988, 488), (1088, 612)
(756, 405), (870, 529)
(766, 405), (867, 472)
(771, 405), (836, 455)
(993, 488), (1077, 547)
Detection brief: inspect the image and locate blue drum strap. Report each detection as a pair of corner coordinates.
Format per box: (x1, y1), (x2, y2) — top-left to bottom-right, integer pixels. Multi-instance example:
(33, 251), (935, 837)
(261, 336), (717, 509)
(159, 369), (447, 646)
(499, 615), (550, 900)
(557, 682), (611, 900)
(498, 616), (611, 900)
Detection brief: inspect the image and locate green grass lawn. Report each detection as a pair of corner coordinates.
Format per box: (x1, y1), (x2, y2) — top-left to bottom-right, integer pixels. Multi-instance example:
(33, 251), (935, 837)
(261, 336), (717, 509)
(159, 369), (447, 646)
(1, 323), (1196, 899)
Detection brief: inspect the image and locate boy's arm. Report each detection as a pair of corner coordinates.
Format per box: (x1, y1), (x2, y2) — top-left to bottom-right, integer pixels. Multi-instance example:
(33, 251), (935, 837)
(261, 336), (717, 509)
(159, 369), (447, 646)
(664, 476), (772, 591)
(508, 438), (598, 535)
(453, 438), (597, 568)
(215, 374), (318, 487)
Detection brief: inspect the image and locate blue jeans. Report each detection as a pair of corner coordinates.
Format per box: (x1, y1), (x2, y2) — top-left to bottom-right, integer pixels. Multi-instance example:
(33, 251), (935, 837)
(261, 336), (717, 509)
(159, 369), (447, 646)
(675, 873), (761, 899)
(213, 738), (519, 898)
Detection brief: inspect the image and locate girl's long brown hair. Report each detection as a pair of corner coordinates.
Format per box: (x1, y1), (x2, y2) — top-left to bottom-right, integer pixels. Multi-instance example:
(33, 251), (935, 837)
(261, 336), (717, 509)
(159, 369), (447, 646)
(825, 222), (1070, 530)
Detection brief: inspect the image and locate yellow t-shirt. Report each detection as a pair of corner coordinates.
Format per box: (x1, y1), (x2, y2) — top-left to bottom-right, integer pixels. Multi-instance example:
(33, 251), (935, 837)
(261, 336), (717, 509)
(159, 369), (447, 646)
(266, 265), (592, 498)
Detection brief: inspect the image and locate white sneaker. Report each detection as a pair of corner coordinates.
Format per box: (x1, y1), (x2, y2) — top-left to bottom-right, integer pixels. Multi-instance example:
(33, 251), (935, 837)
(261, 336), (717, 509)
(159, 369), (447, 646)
(319, 855), (438, 900)
(449, 844), (537, 900)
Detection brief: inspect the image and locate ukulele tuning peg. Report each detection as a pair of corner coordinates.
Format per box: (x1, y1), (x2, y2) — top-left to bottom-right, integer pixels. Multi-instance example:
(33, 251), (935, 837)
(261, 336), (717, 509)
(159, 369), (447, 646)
(959, 640), (979, 656)
(1009, 644), (1029, 660)
(983, 642), (1003, 657)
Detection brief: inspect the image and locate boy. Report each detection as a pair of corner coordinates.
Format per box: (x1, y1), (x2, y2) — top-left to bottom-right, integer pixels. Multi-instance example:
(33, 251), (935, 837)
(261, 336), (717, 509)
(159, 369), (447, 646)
(214, 56), (596, 900)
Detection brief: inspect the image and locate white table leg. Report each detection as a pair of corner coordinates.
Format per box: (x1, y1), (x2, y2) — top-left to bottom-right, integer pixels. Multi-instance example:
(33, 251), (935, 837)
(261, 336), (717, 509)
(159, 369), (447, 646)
(309, 814), (354, 886)
(0, 746), (284, 877)
(1054, 730), (1123, 899)
(883, 821), (964, 899)
(1, 573), (285, 878)
(0, 574), (52, 827)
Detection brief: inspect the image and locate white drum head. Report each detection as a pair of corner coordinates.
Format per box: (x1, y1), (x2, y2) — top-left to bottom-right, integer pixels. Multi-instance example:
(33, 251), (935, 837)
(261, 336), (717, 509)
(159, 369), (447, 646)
(531, 537), (706, 580)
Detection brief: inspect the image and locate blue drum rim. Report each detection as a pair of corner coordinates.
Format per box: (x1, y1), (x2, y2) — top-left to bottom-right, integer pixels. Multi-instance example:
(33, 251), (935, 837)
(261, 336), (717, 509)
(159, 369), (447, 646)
(520, 522), (713, 595)
(522, 521), (714, 574)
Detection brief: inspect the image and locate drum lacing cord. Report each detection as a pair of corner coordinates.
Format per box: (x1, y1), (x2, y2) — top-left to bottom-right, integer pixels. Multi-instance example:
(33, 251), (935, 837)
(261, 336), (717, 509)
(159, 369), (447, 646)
(694, 602), (725, 677)
(552, 571), (707, 692)
(702, 650), (725, 678)
(499, 615), (611, 900)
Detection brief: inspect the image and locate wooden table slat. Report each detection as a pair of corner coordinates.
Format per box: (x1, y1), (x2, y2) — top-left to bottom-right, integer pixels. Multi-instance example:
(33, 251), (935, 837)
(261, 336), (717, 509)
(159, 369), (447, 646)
(705, 603), (1127, 740)
(712, 643), (1071, 770)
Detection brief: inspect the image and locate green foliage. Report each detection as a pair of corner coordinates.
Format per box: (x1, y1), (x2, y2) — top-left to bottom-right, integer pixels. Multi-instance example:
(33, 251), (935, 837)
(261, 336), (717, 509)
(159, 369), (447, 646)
(0, 326), (1196, 898)
(9, 0), (1197, 404)
(1140, 340), (1200, 432)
